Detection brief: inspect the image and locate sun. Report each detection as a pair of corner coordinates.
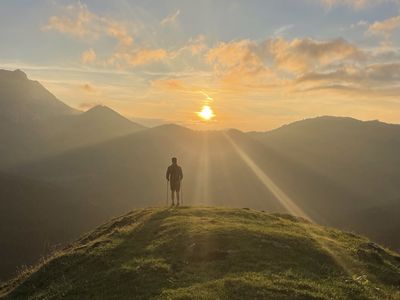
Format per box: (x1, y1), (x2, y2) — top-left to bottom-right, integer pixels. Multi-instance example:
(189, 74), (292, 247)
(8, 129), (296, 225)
(197, 105), (215, 121)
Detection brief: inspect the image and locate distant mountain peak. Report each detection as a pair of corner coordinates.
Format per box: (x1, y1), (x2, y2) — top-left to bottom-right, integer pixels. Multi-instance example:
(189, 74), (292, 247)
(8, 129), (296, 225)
(0, 68), (77, 123)
(83, 105), (129, 120)
(86, 105), (114, 113)
(0, 68), (28, 81)
(13, 69), (28, 80)
(152, 123), (192, 133)
(79, 104), (145, 131)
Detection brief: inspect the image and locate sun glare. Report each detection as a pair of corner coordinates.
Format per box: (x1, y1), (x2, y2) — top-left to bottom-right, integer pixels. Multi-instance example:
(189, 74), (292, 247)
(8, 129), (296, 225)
(197, 105), (215, 121)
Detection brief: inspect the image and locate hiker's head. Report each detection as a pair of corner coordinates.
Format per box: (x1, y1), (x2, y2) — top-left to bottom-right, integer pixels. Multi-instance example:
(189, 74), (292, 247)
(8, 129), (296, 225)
(172, 157), (177, 164)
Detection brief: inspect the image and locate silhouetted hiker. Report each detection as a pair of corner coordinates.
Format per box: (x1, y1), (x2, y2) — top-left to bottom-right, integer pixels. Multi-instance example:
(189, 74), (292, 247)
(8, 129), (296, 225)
(166, 157), (183, 206)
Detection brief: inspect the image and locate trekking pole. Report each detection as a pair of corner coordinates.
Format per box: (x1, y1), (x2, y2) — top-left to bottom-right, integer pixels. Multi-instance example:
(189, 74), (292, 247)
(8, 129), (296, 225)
(166, 180), (168, 207)
(181, 180), (183, 206)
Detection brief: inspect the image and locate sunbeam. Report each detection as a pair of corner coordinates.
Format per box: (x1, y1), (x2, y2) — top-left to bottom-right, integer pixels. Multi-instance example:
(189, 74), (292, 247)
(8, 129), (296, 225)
(223, 131), (360, 277)
(223, 132), (308, 220)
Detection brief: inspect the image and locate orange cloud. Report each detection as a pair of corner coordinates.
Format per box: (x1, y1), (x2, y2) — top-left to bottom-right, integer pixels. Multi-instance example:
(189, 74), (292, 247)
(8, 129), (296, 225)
(109, 48), (167, 67)
(206, 39), (278, 89)
(152, 79), (188, 91)
(44, 3), (171, 68)
(106, 21), (134, 47)
(129, 49), (167, 65)
(205, 37), (363, 90)
(186, 35), (207, 55)
(42, 2), (97, 38)
(368, 15), (400, 38)
(81, 48), (96, 64)
(207, 39), (261, 68)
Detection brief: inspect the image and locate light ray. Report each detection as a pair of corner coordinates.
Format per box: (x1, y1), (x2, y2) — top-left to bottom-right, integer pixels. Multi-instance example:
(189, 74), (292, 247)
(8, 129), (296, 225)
(224, 133), (308, 219)
(223, 132), (360, 277)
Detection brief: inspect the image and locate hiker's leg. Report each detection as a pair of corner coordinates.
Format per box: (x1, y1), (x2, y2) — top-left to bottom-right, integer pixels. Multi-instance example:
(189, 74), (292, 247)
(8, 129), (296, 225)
(176, 190), (180, 204)
(171, 190), (175, 204)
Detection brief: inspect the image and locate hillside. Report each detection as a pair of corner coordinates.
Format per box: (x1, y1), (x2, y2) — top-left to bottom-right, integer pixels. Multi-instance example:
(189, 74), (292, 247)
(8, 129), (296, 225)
(1, 207), (399, 299)
(0, 172), (107, 282)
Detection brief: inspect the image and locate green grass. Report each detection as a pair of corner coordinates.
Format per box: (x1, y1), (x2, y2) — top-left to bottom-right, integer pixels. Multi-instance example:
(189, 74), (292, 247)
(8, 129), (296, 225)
(1, 207), (400, 299)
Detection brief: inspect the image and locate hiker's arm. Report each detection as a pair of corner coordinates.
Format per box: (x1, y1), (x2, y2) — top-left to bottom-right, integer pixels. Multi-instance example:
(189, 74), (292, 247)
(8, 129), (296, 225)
(166, 168), (170, 181)
(180, 168), (183, 180)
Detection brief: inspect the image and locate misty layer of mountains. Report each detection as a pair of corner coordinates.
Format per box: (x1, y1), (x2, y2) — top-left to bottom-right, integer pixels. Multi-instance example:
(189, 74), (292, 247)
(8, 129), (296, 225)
(0, 69), (399, 281)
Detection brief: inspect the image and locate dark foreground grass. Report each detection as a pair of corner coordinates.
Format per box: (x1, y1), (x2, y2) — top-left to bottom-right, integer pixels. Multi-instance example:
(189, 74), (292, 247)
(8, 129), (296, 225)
(1, 207), (399, 299)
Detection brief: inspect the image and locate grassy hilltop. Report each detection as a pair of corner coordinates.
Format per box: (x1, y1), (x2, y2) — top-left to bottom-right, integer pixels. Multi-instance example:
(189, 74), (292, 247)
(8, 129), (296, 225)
(1, 207), (400, 299)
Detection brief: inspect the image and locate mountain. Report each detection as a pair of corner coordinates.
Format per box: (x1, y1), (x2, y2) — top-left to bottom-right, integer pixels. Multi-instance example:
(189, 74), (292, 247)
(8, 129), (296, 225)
(0, 69), (76, 123)
(1, 207), (399, 299)
(0, 69), (145, 167)
(0, 172), (107, 282)
(249, 116), (400, 249)
(30, 105), (145, 155)
(249, 116), (400, 203)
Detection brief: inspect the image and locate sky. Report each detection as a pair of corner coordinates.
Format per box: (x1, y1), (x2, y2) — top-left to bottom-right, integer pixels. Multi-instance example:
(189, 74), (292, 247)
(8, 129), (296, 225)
(1, 0), (400, 130)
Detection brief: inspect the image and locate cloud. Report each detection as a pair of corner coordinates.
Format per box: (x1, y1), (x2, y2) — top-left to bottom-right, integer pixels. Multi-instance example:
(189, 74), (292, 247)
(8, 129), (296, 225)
(273, 25), (294, 37)
(128, 49), (168, 65)
(350, 20), (368, 29)
(368, 15), (400, 38)
(81, 48), (96, 63)
(298, 62), (400, 86)
(203, 36), (400, 100)
(320, 0), (396, 9)
(205, 37), (364, 90)
(207, 37), (362, 74)
(42, 2), (97, 38)
(105, 20), (134, 47)
(44, 2), (135, 46)
(266, 37), (363, 73)
(152, 79), (189, 91)
(206, 39), (279, 88)
(160, 9), (180, 26)
(186, 35), (207, 55)
(44, 3), (169, 68)
(109, 48), (167, 67)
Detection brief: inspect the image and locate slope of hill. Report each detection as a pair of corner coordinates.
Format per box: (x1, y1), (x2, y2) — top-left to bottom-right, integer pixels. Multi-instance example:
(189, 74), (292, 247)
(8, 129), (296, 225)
(1, 207), (399, 299)
(0, 172), (107, 282)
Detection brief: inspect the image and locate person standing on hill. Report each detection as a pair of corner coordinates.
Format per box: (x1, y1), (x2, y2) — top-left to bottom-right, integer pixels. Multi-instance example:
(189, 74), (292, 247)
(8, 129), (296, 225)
(166, 157), (183, 206)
